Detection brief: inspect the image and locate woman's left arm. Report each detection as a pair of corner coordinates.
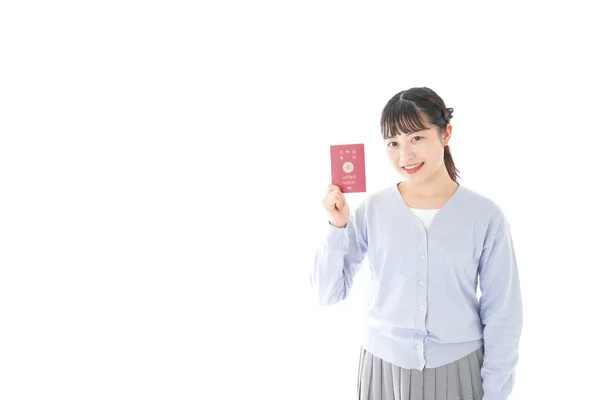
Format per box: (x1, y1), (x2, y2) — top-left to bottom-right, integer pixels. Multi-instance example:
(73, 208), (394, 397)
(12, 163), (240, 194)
(478, 213), (523, 400)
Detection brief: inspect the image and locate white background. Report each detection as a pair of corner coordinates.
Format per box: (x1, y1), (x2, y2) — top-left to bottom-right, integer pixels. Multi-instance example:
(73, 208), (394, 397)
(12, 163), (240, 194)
(1, 1), (599, 399)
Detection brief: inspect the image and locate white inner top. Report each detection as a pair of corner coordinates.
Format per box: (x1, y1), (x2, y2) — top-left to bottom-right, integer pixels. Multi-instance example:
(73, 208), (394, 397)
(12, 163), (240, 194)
(409, 208), (440, 230)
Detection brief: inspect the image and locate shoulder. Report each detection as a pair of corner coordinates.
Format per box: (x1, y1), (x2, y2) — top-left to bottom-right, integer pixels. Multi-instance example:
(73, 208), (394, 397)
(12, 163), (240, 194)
(458, 185), (507, 219)
(347, 185), (397, 226)
(367, 185), (397, 204)
(458, 185), (511, 236)
(355, 185), (397, 214)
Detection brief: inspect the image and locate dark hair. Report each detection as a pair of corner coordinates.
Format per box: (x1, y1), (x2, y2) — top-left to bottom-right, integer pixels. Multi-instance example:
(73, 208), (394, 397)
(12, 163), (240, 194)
(380, 87), (460, 182)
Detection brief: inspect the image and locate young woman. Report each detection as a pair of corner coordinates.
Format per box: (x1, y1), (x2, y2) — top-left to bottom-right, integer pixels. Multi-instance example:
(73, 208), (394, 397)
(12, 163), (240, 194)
(311, 87), (523, 400)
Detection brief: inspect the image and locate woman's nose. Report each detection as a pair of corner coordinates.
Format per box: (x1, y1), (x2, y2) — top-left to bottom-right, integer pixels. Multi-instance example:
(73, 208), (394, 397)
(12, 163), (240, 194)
(398, 144), (414, 162)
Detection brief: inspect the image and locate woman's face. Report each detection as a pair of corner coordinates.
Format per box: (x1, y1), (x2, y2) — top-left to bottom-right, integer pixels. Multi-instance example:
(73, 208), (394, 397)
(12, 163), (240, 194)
(384, 123), (452, 184)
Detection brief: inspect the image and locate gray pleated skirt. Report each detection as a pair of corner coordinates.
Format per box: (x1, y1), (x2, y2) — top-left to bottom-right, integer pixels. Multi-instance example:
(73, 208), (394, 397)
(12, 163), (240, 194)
(357, 346), (484, 400)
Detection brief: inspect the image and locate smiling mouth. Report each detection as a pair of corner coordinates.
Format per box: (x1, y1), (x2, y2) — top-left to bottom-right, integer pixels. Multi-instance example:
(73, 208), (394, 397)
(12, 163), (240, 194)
(403, 162), (424, 170)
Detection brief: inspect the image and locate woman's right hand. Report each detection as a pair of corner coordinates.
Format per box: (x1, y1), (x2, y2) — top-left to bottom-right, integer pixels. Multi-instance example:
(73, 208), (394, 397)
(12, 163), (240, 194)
(323, 184), (349, 228)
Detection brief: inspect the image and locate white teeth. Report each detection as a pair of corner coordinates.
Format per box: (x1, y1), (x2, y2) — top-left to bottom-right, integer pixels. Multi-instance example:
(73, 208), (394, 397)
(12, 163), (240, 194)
(404, 163), (423, 170)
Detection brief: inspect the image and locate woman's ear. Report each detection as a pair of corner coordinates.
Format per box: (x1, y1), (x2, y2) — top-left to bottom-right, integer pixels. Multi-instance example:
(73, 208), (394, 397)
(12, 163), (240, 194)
(442, 124), (452, 146)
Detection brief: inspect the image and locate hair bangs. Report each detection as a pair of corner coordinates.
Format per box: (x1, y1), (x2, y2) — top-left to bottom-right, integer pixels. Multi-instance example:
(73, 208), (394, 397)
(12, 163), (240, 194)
(380, 98), (430, 139)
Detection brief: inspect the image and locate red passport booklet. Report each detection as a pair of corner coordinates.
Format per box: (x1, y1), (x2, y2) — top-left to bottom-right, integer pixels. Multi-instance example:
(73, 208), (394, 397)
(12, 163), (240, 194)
(330, 143), (366, 193)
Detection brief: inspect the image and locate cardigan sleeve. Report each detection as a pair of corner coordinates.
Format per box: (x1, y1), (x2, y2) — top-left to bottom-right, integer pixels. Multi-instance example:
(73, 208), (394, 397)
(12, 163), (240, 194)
(310, 201), (368, 306)
(478, 213), (523, 400)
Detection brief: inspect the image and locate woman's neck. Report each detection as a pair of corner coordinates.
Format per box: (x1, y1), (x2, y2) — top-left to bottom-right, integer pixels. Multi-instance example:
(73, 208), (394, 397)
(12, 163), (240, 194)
(399, 168), (458, 198)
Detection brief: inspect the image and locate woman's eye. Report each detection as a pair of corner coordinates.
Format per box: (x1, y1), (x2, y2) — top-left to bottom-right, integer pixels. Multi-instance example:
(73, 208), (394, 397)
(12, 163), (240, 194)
(387, 141), (398, 148)
(412, 136), (423, 142)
